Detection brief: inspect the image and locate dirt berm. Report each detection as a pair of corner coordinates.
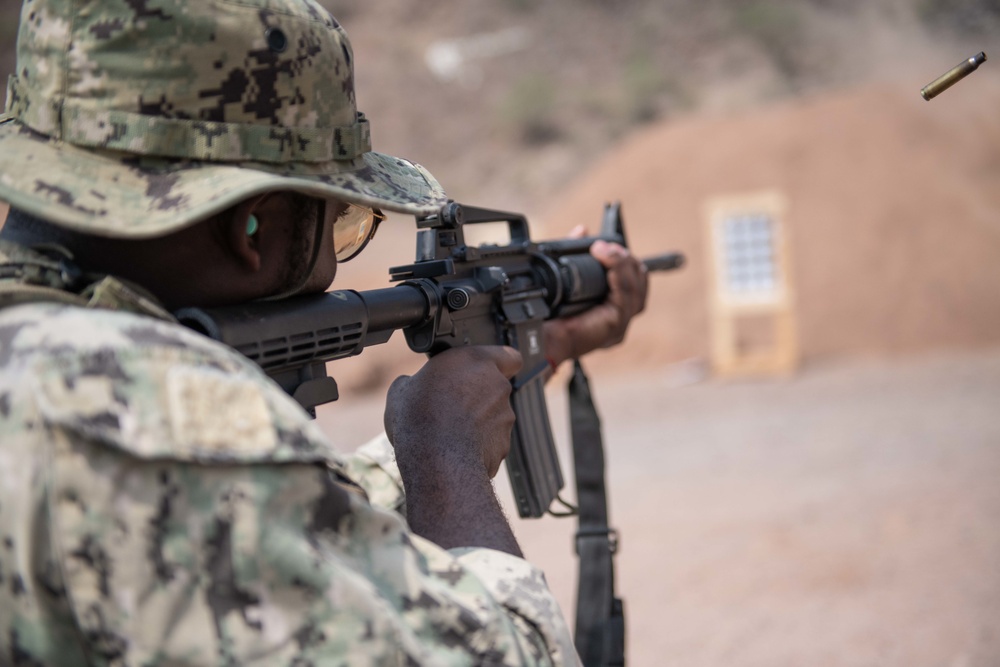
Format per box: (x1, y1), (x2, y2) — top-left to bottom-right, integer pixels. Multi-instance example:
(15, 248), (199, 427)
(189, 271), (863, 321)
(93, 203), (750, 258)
(539, 80), (1000, 376)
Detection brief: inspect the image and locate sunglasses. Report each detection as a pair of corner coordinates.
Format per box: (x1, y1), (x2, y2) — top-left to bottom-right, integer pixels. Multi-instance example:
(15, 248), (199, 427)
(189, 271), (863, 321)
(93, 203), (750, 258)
(332, 203), (385, 262)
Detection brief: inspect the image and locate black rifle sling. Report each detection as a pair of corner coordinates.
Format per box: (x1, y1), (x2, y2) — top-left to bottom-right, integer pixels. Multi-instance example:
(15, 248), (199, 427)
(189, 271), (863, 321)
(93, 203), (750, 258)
(570, 360), (626, 667)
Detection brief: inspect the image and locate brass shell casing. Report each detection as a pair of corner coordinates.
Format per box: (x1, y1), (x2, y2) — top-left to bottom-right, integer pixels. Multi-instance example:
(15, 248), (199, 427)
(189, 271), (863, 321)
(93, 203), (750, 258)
(921, 52), (987, 100)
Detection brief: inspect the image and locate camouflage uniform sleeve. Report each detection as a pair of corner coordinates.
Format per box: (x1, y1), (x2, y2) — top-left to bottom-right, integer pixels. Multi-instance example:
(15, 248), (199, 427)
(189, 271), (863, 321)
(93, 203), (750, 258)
(341, 432), (407, 514)
(341, 436), (581, 665)
(0, 305), (580, 666)
(450, 549), (580, 667)
(39, 435), (575, 666)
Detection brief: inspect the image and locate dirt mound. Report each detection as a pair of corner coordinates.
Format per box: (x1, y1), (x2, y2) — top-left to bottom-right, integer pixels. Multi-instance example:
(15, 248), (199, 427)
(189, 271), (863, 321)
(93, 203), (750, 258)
(539, 78), (1000, 375)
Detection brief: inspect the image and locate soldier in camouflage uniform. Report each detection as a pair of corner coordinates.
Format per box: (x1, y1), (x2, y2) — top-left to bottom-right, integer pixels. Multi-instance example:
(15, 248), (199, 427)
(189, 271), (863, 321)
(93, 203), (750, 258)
(0, 0), (648, 665)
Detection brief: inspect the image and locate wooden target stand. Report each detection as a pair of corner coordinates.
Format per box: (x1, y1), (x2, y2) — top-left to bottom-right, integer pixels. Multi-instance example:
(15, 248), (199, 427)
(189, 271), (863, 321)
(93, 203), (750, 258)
(706, 191), (799, 376)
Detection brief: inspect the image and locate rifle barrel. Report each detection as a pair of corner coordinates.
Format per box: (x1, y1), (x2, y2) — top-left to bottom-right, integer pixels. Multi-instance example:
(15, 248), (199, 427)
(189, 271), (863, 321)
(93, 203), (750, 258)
(642, 252), (685, 272)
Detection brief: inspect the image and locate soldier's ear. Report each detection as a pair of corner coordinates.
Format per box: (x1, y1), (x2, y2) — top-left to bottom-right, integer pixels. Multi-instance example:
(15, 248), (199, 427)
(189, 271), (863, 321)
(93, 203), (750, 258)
(224, 198), (265, 273)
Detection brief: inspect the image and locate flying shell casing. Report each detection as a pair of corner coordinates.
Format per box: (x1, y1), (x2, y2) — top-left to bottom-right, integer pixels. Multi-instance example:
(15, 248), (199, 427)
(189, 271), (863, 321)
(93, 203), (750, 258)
(921, 52), (987, 100)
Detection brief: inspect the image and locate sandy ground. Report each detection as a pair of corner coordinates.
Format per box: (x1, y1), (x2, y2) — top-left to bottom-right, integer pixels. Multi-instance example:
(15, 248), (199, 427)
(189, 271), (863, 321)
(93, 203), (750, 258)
(318, 348), (1000, 667)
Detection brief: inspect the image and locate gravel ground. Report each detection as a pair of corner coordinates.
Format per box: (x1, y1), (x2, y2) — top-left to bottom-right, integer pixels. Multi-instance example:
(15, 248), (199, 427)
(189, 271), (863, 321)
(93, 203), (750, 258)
(320, 348), (1000, 667)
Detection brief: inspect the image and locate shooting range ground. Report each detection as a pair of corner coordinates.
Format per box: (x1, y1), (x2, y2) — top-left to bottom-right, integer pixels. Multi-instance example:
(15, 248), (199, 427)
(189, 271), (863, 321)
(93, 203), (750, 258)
(324, 348), (1000, 667)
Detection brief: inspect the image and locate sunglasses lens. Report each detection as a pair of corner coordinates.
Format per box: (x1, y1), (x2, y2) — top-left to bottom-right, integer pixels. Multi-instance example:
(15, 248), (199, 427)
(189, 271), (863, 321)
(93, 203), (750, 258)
(333, 205), (382, 262)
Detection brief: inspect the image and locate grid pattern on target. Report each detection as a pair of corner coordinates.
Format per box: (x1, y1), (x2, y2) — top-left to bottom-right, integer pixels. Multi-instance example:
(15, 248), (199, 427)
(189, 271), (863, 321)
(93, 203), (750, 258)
(721, 213), (779, 295)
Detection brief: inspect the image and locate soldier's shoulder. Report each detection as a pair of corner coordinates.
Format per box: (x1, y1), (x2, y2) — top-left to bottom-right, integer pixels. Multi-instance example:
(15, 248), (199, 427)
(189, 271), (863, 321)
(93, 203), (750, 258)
(0, 300), (241, 361)
(0, 302), (339, 465)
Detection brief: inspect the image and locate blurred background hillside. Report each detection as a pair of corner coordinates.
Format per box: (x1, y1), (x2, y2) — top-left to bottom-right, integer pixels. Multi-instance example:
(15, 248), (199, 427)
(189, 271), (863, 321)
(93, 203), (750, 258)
(2, 1), (999, 665)
(336, 0), (1000, 213)
(4, 0), (999, 211)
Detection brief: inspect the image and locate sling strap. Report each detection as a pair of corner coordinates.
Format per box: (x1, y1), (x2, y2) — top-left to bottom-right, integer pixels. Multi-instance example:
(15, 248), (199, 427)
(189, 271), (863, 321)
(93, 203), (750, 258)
(570, 360), (626, 667)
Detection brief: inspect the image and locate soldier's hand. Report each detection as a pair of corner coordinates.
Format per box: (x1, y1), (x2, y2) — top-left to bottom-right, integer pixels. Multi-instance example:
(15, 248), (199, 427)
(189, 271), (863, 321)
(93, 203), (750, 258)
(384, 346), (525, 555)
(384, 345), (523, 480)
(543, 233), (649, 367)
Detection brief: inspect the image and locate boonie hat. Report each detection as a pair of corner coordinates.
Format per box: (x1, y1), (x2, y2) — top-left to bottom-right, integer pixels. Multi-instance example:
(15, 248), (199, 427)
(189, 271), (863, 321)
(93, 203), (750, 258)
(0, 0), (448, 238)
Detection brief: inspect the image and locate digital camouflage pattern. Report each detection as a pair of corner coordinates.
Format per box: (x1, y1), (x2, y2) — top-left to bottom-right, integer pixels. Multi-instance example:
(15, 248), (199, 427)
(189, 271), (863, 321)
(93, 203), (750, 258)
(0, 288), (579, 664)
(0, 0), (448, 238)
(0, 0), (581, 662)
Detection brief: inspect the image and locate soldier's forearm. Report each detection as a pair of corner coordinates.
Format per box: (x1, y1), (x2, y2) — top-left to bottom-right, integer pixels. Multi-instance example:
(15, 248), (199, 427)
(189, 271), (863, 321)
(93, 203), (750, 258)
(401, 461), (523, 557)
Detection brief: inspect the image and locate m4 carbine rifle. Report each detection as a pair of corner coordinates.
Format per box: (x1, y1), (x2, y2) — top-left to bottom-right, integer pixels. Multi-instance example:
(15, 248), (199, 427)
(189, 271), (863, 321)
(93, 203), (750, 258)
(177, 202), (682, 518)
